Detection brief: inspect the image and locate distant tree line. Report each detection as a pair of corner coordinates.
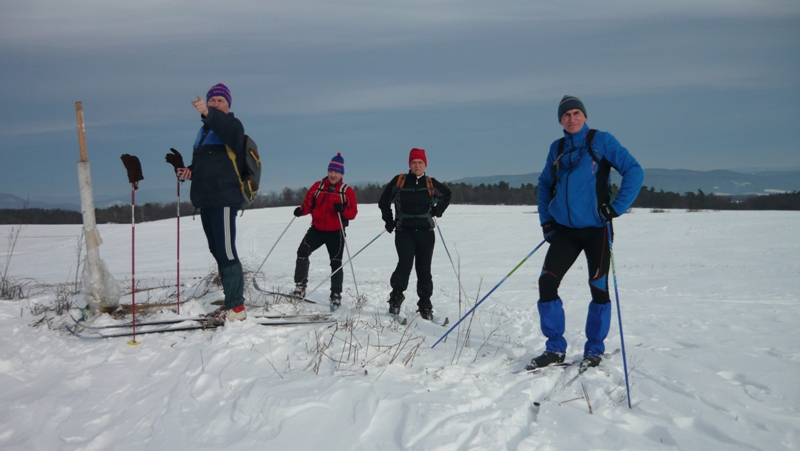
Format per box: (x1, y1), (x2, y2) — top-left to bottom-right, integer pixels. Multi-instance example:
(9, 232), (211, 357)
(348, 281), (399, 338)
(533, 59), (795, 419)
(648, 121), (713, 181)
(1, 183), (798, 224)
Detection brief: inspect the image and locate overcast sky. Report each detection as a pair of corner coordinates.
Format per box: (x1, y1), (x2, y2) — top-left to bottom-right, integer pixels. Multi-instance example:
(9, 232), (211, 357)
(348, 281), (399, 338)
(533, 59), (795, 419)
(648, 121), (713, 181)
(1, 0), (798, 201)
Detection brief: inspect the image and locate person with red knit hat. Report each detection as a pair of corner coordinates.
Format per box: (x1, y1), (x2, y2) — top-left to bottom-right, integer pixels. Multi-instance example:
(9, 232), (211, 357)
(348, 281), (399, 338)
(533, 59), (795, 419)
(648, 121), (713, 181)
(290, 153), (358, 310)
(378, 148), (452, 321)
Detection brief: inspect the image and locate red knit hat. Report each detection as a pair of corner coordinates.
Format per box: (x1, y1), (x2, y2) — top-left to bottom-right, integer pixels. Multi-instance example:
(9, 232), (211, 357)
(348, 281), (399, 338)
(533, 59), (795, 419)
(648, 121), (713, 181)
(408, 148), (427, 165)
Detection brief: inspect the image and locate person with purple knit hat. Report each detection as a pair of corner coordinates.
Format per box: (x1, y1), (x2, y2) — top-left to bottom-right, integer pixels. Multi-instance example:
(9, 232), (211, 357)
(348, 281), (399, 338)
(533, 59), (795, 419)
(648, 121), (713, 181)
(175, 83), (248, 323)
(290, 153), (358, 310)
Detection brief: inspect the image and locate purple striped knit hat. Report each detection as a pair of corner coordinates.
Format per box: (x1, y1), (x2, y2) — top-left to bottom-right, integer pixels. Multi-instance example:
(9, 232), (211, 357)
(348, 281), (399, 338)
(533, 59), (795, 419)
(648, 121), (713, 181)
(206, 83), (232, 106)
(328, 153), (345, 175)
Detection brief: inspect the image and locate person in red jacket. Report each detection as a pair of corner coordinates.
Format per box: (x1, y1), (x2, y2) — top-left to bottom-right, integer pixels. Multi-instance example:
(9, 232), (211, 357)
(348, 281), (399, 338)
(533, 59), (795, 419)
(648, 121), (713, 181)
(291, 153), (358, 308)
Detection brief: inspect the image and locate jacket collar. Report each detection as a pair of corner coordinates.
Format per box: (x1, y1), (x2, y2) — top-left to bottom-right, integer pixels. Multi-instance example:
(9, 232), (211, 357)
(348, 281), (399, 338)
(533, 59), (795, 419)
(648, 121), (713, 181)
(563, 123), (590, 140)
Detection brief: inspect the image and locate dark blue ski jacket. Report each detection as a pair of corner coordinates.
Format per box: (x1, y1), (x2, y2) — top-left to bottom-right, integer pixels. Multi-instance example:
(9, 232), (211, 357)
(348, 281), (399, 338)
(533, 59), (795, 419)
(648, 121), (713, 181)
(188, 107), (245, 209)
(537, 124), (643, 229)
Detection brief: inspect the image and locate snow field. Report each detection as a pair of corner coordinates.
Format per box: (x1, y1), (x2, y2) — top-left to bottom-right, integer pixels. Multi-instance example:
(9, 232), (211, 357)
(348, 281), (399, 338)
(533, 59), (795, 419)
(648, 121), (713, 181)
(0, 205), (798, 450)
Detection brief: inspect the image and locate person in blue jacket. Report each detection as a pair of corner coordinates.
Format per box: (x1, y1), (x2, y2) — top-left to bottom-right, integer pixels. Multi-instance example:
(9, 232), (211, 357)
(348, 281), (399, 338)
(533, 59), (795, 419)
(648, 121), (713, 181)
(527, 95), (643, 371)
(176, 83), (248, 323)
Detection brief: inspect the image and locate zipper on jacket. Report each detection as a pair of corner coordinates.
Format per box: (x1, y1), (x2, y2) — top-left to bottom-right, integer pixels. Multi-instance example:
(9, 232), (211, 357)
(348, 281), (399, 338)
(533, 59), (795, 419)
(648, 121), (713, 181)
(564, 134), (575, 228)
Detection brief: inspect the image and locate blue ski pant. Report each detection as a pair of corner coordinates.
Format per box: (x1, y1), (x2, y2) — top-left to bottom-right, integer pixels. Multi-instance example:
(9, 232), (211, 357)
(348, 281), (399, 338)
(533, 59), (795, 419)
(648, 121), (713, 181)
(200, 207), (244, 310)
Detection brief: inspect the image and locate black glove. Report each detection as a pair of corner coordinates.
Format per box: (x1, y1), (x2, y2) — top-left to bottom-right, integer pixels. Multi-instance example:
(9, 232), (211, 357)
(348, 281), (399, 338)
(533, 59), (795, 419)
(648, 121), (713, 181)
(542, 221), (557, 243)
(165, 148), (185, 174)
(599, 204), (618, 223)
(333, 202), (344, 213)
(384, 221), (395, 233)
(430, 206), (442, 218)
(120, 154), (144, 189)
(293, 207), (303, 217)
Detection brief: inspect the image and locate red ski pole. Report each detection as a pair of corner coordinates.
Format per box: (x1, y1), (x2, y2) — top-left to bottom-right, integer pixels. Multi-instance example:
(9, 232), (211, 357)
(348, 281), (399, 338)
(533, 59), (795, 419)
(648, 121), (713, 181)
(176, 178), (182, 314)
(121, 154), (143, 346)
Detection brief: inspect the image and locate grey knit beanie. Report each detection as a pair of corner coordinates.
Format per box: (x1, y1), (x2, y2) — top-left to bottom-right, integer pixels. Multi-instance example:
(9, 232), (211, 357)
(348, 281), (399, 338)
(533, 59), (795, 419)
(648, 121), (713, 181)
(558, 95), (587, 121)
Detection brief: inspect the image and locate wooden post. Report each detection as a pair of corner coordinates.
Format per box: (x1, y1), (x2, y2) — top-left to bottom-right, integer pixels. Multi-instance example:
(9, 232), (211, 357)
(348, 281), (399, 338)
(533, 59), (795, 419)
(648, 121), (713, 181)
(76, 102), (88, 162)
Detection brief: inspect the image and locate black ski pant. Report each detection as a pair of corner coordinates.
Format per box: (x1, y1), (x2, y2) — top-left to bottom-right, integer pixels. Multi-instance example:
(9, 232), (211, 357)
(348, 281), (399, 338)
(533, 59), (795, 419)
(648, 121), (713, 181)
(294, 226), (344, 294)
(390, 229), (435, 310)
(538, 224), (613, 356)
(538, 224), (611, 304)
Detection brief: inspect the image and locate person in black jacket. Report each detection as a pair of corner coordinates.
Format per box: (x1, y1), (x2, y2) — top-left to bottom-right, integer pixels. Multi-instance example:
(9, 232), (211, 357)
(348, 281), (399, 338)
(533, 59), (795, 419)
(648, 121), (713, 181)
(378, 148), (452, 320)
(176, 83), (247, 323)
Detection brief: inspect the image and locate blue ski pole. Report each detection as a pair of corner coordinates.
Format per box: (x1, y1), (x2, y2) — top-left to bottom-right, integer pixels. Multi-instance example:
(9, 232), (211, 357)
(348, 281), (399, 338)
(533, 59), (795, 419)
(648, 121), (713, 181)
(608, 224), (632, 409)
(431, 240), (546, 349)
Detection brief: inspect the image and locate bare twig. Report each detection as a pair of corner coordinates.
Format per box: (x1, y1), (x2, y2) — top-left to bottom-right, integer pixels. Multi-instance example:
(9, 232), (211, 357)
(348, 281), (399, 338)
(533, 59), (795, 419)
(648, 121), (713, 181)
(581, 382), (593, 414)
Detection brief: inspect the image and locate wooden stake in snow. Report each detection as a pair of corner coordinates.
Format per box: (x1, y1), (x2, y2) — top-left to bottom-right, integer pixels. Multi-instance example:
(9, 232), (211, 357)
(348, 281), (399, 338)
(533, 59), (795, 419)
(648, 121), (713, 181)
(75, 102), (121, 314)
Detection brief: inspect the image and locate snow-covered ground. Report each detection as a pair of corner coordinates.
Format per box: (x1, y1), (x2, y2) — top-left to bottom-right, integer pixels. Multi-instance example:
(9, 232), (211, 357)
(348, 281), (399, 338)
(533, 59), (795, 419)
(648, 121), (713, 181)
(1, 205), (798, 450)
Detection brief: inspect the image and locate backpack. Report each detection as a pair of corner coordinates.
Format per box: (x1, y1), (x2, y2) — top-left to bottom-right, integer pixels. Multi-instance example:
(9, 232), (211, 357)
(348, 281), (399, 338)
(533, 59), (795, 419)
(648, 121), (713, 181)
(311, 178), (350, 227)
(395, 173), (433, 196)
(550, 129), (614, 206)
(226, 135), (262, 209)
(393, 173), (435, 221)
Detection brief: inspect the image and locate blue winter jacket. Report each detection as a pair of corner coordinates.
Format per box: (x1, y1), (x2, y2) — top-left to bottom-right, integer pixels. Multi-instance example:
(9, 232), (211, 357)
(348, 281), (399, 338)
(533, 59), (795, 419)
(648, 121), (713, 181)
(188, 107), (245, 209)
(538, 124), (643, 229)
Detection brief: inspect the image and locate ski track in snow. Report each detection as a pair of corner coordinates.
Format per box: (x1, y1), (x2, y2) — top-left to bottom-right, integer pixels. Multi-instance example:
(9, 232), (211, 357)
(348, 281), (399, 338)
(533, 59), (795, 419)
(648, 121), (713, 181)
(1, 206), (799, 450)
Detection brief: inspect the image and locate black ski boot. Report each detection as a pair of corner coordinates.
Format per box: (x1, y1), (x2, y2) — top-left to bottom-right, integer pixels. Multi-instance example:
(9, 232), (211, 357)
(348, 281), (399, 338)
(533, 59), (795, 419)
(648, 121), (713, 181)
(388, 291), (404, 315)
(418, 308), (433, 321)
(579, 355), (602, 373)
(330, 292), (342, 311)
(525, 351), (566, 370)
(291, 283), (306, 299)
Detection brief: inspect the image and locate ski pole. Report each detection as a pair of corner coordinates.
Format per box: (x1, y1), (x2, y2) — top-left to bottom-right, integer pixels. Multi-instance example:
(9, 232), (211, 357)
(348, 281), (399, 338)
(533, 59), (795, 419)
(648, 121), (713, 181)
(431, 240), (546, 349)
(120, 154), (143, 346)
(338, 214), (359, 298)
(176, 178), (182, 315)
(130, 185), (137, 343)
(305, 230), (385, 299)
(434, 218), (470, 303)
(252, 216), (296, 292)
(607, 224), (632, 409)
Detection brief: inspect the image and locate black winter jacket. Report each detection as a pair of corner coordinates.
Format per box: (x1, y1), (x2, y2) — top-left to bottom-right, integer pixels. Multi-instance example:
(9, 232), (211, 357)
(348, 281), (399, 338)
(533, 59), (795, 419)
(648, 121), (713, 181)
(188, 108), (245, 209)
(378, 172), (452, 231)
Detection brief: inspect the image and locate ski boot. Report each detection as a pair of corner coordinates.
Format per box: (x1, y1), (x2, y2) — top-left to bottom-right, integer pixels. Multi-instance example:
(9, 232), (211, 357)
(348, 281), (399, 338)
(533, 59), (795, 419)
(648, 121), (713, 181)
(388, 291), (404, 315)
(330, 292), (342, 311)
(525, 351), (566, 371)
(418, 308), (433, 321)
(291, 283), (306, 300)
(208, 305), (246, 325)
(579, 355), (602, 373)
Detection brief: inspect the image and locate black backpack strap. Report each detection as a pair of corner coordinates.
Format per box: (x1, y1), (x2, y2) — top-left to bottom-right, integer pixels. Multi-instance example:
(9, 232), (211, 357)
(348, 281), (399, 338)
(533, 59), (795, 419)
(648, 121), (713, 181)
(310, 178), (327, 212)
(311, 179), (349, 212)
(586, 129), (614, 206)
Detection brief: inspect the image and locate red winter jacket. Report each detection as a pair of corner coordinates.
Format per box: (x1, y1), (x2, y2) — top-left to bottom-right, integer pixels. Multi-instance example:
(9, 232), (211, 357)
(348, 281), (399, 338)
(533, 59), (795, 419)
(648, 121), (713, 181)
(298, 178), (358, 232)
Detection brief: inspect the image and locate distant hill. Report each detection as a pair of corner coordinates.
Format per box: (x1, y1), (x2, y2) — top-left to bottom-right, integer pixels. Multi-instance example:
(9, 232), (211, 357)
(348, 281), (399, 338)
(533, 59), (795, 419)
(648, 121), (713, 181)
(3, 169), (799, 210)
(0, 193), (80, 211)
(450, 169), (800, 196)
(0, 188), (180, 211)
